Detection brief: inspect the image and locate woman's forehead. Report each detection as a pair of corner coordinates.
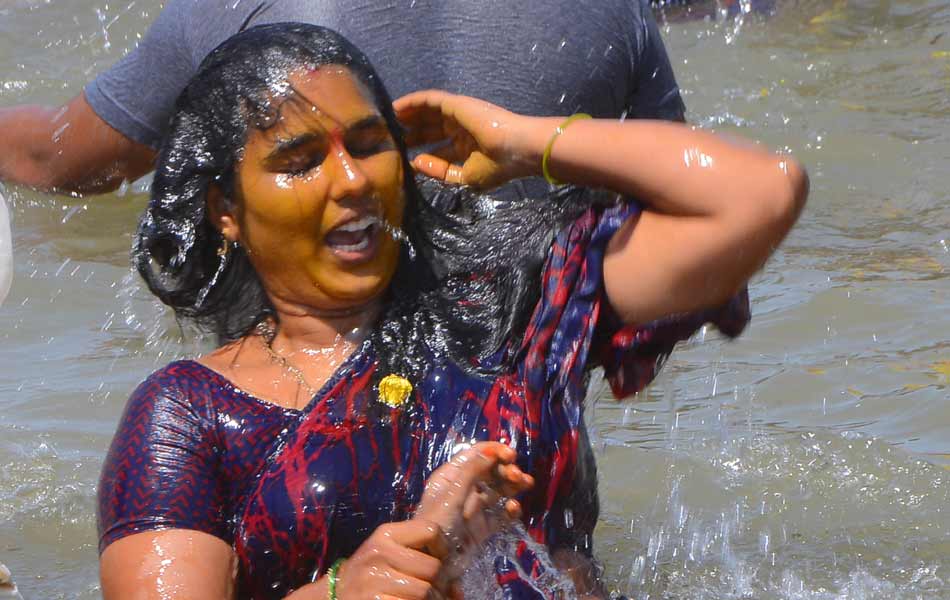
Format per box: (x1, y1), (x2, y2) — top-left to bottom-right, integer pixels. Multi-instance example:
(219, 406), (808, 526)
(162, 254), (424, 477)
(282, 66), (381, 129)
(241, 65), (388, 159)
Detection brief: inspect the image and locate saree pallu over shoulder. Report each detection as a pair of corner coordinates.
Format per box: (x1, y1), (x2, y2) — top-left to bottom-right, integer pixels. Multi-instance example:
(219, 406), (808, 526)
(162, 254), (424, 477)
(234, 347), (433, 596)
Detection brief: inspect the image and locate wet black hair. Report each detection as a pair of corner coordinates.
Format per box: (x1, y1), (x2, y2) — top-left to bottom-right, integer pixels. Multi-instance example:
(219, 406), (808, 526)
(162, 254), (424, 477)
(135, 23), (594, 386)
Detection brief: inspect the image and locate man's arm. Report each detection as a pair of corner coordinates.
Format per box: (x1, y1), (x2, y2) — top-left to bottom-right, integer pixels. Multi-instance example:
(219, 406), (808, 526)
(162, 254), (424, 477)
(0, 0), (201, 196)
(0, 93), (156, 195)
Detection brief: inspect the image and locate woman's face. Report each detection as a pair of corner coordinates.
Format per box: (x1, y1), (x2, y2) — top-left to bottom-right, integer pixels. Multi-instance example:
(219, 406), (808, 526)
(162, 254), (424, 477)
(225, 66), (405, 312)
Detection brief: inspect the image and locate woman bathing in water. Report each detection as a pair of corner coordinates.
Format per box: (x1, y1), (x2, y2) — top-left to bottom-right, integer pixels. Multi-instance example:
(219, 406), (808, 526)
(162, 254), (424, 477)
(98, 23), (806, 600)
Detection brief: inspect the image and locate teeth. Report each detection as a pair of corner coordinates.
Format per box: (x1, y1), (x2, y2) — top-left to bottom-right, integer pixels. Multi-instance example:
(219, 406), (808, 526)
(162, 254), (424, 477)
(333, 236), (371, 253)
(336, 215), (379, 232)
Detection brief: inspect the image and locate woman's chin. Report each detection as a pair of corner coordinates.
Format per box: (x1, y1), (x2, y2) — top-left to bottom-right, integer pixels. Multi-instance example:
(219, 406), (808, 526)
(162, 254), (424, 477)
(314, 272), (393, 312)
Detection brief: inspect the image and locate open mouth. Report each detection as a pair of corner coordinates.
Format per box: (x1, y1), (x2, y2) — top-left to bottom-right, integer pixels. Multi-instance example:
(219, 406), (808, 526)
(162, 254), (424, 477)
(324, 215), (382, 256)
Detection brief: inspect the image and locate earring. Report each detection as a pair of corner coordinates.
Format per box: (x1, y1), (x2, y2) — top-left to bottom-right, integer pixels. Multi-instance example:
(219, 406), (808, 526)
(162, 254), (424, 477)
(198, 239), (231, 308)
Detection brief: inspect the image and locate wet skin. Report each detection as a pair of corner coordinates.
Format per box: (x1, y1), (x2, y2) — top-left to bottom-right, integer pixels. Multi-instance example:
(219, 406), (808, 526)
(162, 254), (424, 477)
(214, 66), (405, 313)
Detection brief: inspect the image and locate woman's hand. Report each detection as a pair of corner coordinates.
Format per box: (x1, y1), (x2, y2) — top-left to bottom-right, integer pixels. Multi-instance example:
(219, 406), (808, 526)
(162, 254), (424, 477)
(332, 519), (450, 600)
(334, 442), (533, 600)
(415, 442), (532, 552)
(394, 91), (543, 189)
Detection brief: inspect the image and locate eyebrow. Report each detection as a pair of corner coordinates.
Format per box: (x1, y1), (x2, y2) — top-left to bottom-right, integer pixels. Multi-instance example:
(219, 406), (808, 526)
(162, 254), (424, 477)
(266, 115), (388, 160)
(346, 115), (387, 133)
(267, 133), (320, 159)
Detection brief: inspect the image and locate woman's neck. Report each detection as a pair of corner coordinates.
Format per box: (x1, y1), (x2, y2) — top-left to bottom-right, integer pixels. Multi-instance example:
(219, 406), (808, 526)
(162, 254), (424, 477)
(267, 294), (381, 352)
(197, 293), (382, 410)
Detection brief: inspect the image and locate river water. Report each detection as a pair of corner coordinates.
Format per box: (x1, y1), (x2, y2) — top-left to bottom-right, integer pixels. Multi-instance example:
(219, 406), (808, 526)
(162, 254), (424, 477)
(0, 1), (947, 599)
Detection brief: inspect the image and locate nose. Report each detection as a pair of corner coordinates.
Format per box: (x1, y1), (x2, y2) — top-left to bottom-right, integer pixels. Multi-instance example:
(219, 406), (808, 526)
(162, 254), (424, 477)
(326, 147), (371, 201)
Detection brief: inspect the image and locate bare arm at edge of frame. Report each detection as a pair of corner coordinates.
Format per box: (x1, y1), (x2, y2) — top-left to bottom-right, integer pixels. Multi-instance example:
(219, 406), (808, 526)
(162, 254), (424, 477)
(0, 93), (155, 196)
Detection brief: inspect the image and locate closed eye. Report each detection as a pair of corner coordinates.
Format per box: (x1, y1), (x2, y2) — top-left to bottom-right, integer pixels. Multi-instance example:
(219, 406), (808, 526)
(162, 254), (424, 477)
(282, 152), (326, 176)
(265, 135), (327, 176)
(345, 121), (395, 158)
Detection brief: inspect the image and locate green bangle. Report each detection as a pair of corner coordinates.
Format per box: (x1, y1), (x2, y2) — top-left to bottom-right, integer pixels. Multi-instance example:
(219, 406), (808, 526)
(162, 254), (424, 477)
(327, 558), (346, 600)
(541, 113), (592, 185)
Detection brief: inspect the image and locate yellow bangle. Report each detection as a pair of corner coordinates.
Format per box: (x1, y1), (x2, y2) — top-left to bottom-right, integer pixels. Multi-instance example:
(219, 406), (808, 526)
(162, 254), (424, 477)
(541, 113), (592, 185)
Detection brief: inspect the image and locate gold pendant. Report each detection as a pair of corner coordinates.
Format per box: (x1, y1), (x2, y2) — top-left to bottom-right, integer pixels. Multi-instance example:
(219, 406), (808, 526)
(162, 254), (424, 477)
(378, 374), (413, 408)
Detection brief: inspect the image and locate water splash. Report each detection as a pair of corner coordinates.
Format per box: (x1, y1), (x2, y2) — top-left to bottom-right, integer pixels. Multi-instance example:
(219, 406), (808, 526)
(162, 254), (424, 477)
(594, 392), (950, 599)
(382, 220), (416, 260)
(459, 522), (579, 600)
(723, 0), (754, 45)
(116, 267), (208, 363)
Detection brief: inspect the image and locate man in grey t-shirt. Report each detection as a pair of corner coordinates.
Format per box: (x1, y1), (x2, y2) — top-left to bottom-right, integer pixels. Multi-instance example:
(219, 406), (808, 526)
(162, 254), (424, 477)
(0, 0), (684, 195)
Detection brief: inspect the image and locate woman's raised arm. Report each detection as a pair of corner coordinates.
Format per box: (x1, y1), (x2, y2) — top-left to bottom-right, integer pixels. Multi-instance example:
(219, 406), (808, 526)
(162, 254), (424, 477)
(541, 118), (807, 323)
(394, 90), (808, 324)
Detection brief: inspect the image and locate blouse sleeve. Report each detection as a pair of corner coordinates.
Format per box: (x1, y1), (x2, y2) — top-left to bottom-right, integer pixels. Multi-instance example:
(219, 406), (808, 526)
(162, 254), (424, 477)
(98, 362), (226, 552)
(528, 201), (750, 401)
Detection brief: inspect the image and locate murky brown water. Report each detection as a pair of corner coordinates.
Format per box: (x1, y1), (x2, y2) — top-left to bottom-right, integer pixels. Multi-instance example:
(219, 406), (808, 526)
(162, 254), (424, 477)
(1, 1), (947, 598)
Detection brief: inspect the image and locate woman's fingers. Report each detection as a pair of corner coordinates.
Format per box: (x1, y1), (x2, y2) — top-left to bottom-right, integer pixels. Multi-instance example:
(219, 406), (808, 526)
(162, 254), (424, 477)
(417, 444), (506, 523)
(362, 569), (441, 600)
(459, 484), (526, 546)
(416, 442), (531, 530)
(401, 116), (453, 148)
(375, 594), (445, 600)
(396, 90), (499, 150)
(504, 498), (523, 520)
(397, 92), (523, 189)
(343, 444), (535, 600)
(352, 521), (451, 598)
(393, 90), (457, 118)
(411, 153), (464, 184)
(401, 111), (474, 160)
(395, 91), (458, 147)
(461, 484), (501, 545)
(385, 543), (443, 583)
(383, 518), (451, 561)
(494, 463), (534, 497)
(383, 520), (445, 553)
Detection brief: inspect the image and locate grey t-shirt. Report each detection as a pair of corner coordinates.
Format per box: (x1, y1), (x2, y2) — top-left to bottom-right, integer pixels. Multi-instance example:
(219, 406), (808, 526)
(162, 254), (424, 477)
(85, 0), (684, 150)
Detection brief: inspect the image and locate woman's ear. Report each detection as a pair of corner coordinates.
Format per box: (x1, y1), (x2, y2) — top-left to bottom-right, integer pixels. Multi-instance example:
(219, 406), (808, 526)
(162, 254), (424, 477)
(207, 185), (241, 243)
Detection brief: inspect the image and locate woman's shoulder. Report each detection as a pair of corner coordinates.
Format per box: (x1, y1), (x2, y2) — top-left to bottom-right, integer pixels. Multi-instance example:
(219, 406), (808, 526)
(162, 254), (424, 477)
(133, 357), (300, 419)
(129, 359), (241, 416)
(124, 360), (202, 414)
(137, 359), (220, 395)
